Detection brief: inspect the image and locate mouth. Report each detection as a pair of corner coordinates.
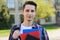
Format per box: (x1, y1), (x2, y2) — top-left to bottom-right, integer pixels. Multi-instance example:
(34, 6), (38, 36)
(28, 20), (32, 21)
(28, 16), (32, 18)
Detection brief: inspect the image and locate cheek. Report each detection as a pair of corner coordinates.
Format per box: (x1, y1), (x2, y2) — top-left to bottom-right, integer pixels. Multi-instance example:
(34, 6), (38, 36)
(23, 12), (28, 18)
(32, 12), (36, 17)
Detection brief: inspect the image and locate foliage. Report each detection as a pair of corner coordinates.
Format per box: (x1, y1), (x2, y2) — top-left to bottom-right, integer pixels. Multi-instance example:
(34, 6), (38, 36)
(0, 0), (11, 29)
(34, 0), (56, 19)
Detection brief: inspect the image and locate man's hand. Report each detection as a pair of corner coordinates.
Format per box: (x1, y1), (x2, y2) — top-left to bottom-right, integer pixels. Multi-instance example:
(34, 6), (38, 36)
(12, 30), (20, 39)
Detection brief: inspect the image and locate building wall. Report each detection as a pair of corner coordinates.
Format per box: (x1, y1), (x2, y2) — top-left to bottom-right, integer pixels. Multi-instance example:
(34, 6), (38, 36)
(40, 16), (56, 25)
(6, 0), (56, 25)
(55, 0), (60, 26)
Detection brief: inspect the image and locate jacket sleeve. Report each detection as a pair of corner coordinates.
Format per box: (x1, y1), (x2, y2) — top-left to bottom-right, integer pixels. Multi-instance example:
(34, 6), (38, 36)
(42, 28), (49, 40)
(9, 25), (20, 40)
(35, 24), (49, 40)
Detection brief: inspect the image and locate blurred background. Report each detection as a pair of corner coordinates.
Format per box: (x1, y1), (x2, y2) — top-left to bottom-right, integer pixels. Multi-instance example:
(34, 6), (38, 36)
(0, 0), (60, 40)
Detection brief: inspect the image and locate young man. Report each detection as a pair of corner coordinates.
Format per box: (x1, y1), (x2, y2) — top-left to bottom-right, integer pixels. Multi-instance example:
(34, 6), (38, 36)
(9, 1), (49, 40)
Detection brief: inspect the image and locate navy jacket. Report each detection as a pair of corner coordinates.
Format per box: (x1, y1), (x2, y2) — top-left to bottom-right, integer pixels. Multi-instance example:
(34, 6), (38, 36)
(9, 23), (49, 40)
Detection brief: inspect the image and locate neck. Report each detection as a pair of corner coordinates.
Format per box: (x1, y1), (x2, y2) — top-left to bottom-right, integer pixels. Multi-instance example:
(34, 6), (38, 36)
(22, 20), (33, 27)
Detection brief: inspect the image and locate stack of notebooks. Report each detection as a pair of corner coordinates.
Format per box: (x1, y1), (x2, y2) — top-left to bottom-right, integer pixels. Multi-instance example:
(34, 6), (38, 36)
(20, 29), (40, 40)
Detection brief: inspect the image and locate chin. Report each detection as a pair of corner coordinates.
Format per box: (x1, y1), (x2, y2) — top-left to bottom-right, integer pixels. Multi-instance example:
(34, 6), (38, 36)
(27, 19), (32, 21)
(27, 18), (33, 21)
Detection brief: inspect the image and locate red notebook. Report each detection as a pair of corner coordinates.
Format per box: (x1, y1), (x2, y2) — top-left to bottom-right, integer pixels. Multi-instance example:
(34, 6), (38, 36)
(20, 30), (40, 40)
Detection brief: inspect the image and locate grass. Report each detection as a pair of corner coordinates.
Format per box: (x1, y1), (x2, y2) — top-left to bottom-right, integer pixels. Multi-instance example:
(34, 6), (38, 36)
(43, 25), (60, 30)
(0, 30), (10, 37)
(0, 25), (60, 37)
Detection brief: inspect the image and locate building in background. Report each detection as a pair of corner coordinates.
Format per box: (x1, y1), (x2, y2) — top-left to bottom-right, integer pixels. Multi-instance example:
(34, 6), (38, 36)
(55, 0), (60, 26)
(6, 0), (22, 25)
(4, 0), (60, 25)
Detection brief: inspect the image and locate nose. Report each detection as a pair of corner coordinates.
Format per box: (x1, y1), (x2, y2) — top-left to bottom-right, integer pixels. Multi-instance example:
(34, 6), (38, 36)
(29, 11), (32, 15)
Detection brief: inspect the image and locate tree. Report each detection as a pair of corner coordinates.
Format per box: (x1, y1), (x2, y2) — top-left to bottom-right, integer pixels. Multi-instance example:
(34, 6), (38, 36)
(0, 0), (10, 29)
(30, 0), (55, 24)
(33, 0), (55, 18)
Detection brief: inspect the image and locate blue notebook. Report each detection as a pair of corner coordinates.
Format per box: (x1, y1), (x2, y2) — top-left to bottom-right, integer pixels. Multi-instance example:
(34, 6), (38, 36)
(23, 29), (40, 33)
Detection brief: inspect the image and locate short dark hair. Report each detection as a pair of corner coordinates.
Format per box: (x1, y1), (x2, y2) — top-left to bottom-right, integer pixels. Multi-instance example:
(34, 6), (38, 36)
(23, 1), (37, 10)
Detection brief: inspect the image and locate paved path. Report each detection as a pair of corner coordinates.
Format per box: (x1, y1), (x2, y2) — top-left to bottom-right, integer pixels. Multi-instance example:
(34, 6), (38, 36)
(0, 29), (60, 40)
(47, 29), (60, 40)
(0, 37), (8, 40)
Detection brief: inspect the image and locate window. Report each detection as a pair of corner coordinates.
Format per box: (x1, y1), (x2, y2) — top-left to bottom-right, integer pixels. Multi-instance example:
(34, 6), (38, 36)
(7, 0), (14, 8)
(44, 0), (48, 3)
(57, 11), (60, 17)
(58, 0), (60, 3)
(56, 0), (60, 5)
(45, 17), (51, 22)
(18, 0), (22, 9)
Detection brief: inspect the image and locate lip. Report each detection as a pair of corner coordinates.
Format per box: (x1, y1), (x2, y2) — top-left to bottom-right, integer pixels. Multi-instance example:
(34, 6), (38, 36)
(26, 15), (32, 18)
(28, 16), (32, 18)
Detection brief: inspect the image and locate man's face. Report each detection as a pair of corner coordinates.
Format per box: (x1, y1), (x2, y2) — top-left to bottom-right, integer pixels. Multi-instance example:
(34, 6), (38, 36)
(23, 4), (36, 21)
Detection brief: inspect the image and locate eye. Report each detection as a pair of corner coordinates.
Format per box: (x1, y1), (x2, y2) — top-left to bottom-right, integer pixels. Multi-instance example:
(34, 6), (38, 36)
(31, 10), (34, 12)
(26, 10), (29, 12)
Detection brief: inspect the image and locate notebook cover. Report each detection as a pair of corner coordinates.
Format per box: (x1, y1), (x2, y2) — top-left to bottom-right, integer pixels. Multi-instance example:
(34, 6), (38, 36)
(20, 30), (40, 40)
